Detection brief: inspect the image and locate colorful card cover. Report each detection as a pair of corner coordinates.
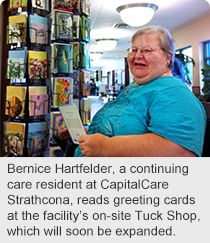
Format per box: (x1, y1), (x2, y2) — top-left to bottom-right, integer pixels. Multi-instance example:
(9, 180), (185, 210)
(70, 41), (79, 68)
(28, 121), (47, 155)
(32, 0), (46, 11)
(51, 43), (73, 73)
(29, 86), (47, 114)
(73, 15), (80, 39)
(53, 77), (73, 107)
(28, 51), (48, 79)
(54, 0), (72, 8)
(7, 58), (25, 79)
(82, 0), (90, 16)
(5, 122), (25, 154)
(58, 104), (86, 145)
(29, 15), (50, 44)
(69, 70), (80, 98)
(81, 16), (90, 42)
(30, 94), (49, 116)
(7, 49), (27, 79)
(8, 14), (27, 44)
(6, 86), (26, 117)
(80, 42), (85, 68)
(54, 9), (73, 39)
(9, 0), (27, 9)
(50, 111), (66, 143)
(5, 131), (24, 154)
(80, 98), (91, 124)
(81, 70), (90, 96)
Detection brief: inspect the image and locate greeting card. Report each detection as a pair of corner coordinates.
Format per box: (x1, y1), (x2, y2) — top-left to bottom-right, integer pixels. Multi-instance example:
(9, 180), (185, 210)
(8, 14), (27, 44)
(81, 70), (90, 96)
(81, 15), (90, 42)
(28, 51), (48, 79)
(52, 77), (73, 107)
(69, 70), (80, 98)
(7, 49), (27, 79)
(80, 97), (91, 124)
(28, 121), (47, 155)
(73, 14), (80, 39)
(9, 0), (28, 9)
(30, 94), (49, 116)
(29, 15), (49, 44)
(51, 43), (73, 73)
(54, 9), (73, 39)
(32, 0), (46, 11)
(6, 86), (26, 117)
(54, 0), (72, 8)
(50, 111), (66, 144)
(5, 122), (25, 154)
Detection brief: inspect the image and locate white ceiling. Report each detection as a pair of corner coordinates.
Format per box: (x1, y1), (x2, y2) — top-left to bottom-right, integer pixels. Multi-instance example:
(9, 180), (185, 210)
(88, 0), (210, 69)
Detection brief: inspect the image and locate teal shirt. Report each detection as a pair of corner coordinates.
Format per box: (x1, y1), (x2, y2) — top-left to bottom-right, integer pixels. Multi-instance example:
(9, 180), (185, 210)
(74, 76), (207, 157)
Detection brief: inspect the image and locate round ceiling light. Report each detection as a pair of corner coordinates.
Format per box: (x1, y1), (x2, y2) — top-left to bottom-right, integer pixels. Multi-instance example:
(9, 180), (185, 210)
(90, 52), (103, 61)
(96, 38), (119, 51)
(116, 3), (158, 27)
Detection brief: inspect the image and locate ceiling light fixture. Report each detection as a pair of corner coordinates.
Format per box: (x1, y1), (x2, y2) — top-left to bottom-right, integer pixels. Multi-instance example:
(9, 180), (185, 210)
(116, 3), (158, 27)
(96, 38), (119, 51)
(206, 0), (210, 4)
(90, 52), (103, 61)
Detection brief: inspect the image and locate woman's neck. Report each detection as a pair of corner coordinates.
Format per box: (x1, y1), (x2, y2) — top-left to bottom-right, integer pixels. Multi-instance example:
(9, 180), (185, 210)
(160, 70), (173, 77)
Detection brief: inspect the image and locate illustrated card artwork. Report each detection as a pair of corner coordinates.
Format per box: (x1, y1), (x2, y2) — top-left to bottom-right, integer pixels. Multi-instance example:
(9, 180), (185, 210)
(28, 121), (47, 155)
(54, 10), (73, 39)
(8, 14), (27, 44)
(30, 94), (49, 116)
(9, 0), (27, 9)
(29, 15), (49, 44)
(7, 49), (27, 79)
(28, 51), (48, 79)
(7, 58), (25, 79)
(6, 86), (26, 117)
(5, 122), (25, 155)
(53, 77), (73, 107)
(51, 43), (73, 73)
(32, 0), (46, 11)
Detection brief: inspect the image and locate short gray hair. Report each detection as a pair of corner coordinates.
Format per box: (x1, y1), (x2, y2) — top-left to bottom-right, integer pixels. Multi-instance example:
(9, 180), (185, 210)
(131, 26), (175, 69)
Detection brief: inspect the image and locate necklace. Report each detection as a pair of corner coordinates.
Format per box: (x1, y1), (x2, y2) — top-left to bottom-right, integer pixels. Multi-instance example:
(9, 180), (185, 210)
(124, 82), (144, 96)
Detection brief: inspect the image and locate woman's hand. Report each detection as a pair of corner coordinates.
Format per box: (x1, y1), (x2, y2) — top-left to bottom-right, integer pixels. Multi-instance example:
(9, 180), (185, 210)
(58, 126), (89, 140)
(79, 133), (110, 157)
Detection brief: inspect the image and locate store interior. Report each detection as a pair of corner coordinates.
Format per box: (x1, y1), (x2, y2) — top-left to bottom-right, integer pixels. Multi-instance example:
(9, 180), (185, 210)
(0, 0), (210, 157)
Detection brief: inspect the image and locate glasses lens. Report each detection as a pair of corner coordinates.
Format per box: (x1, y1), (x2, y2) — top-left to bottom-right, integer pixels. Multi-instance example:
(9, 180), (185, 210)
(128, 47), (153, 56)
(128, 48), (135, 56)
(142, 48), (152, 55)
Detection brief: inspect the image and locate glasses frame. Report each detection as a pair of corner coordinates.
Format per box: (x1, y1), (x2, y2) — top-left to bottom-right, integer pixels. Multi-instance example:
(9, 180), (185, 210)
(128, 47), (164, 56)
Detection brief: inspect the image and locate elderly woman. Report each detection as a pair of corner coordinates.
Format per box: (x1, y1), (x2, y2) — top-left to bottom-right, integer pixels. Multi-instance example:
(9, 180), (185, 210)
(59, 26), (206, 157)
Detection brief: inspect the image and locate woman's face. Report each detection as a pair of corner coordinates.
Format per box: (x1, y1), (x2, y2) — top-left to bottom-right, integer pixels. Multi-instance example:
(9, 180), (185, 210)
(127, 33), (171, 85)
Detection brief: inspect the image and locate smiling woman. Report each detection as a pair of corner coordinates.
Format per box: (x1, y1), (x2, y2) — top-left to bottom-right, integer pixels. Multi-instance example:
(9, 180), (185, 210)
(127, 26), (174, 85)
(59, 26), (207, 157)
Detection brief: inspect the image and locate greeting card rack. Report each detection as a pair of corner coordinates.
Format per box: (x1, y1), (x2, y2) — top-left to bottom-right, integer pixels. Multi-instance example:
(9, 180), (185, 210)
(49, 0), (91, 155)
(4, 0), (52, 156)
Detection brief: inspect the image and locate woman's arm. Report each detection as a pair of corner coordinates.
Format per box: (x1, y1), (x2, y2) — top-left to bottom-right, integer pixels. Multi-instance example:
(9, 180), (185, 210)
(79, 132), (197, 157)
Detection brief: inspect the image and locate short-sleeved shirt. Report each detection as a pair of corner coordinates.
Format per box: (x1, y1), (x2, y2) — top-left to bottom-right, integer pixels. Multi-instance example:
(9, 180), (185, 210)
(74, 76), (207, 157)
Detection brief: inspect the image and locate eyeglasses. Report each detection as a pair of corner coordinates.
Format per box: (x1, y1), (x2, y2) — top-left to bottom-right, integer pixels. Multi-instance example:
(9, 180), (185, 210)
(128, 47), (164, 56)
